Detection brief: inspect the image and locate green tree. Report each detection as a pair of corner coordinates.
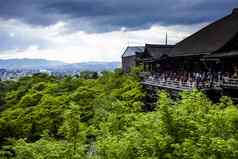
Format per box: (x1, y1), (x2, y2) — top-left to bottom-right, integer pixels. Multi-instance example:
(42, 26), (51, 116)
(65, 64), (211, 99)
(59, 103), (87, 158)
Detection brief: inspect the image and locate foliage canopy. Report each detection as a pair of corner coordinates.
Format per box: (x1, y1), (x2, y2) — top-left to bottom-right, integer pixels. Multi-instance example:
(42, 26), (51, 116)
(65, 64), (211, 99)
(0, 70), (237, 159)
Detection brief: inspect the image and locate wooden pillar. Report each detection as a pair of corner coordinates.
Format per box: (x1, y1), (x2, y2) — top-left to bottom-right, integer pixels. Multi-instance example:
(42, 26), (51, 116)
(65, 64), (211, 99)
(143, 62), (146, 72)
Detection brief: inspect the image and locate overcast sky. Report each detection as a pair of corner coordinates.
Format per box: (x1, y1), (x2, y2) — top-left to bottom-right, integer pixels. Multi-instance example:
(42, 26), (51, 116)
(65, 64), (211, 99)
(0, 0), (237, 63)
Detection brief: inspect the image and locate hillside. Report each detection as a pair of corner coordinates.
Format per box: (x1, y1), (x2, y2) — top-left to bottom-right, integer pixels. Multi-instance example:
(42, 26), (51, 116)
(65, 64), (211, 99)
(0, 58), (65, 69)
(0, 59), (120, 72)
(0, 71), (238, 158)
(55, 61), (121, 72)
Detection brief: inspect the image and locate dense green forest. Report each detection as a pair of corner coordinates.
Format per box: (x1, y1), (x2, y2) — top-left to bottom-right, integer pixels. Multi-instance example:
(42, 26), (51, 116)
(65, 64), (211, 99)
(0, 69), (238, 159)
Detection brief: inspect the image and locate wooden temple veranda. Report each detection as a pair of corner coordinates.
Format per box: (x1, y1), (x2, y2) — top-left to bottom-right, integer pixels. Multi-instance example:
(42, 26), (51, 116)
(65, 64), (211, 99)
(121, 8), (238, 108)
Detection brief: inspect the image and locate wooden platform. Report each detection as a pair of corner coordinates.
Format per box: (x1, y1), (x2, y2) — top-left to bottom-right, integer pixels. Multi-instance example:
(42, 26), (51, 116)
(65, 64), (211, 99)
(141, 79), (216, 91)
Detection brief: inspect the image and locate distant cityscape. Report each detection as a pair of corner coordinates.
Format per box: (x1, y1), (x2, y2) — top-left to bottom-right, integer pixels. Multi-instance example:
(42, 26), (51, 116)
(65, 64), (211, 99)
(0, 59), (120, 80)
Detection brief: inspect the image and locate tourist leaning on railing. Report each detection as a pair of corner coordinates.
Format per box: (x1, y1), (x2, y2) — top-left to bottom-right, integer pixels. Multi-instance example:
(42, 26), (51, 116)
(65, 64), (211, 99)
(146, 71), (225, 89)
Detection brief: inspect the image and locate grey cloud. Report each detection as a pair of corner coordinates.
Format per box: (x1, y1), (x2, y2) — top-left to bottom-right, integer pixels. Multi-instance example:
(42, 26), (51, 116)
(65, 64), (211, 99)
(0, 0), (237, 32)
(0, 26), (50, 51)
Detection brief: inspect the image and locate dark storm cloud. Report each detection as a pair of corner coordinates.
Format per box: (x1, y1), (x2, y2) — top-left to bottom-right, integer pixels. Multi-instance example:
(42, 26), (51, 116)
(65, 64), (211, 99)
(0, 0), (237, 32)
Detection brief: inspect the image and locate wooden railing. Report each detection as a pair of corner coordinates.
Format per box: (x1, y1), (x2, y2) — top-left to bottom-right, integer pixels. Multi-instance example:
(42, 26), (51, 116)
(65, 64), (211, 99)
(142, 76), (224, 91)
(222, 77), (238, 88)
(140, 72), (238, 90)
(142, 74), (238, 90)
(142, 78), (215, 90)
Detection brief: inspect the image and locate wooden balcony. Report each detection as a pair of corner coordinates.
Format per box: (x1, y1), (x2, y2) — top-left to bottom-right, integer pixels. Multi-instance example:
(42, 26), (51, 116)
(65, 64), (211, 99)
(141, 72), (238, 92)
(222, 77), (238, 89)
(142, 78), (219, 91)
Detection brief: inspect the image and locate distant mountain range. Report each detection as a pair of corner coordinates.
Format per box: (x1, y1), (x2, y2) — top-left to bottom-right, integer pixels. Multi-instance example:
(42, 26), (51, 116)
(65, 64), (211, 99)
(0, 59), (65, 69)
(0, 59), (121, 72)
(56, 62), (121, 72)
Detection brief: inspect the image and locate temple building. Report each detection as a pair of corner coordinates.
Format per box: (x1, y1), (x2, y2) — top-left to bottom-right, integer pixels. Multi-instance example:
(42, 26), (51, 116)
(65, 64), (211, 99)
(121, 8), (238, 106)
(121, 46), (144, 73)
(139, 44), (175, 72)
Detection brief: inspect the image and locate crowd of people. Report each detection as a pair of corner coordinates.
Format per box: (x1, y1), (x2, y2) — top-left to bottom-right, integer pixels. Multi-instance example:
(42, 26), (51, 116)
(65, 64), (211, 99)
(147, 71), (224, 89)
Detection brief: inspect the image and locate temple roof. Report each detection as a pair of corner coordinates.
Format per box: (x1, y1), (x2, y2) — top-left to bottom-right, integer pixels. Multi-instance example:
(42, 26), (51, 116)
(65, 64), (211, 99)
(122, 46), (144, 57)
(144, 44), (175, 60)
(205, 51), (238, 58)
(170, 8), (238, 57)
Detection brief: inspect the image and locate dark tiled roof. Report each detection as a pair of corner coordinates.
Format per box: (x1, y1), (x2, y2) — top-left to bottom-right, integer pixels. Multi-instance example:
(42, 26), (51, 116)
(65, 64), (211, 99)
(145, 44), (175, 59)
(205, 51), (238, 58)
(170, 8), (238, 57)
(122, 46), (145, 57)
